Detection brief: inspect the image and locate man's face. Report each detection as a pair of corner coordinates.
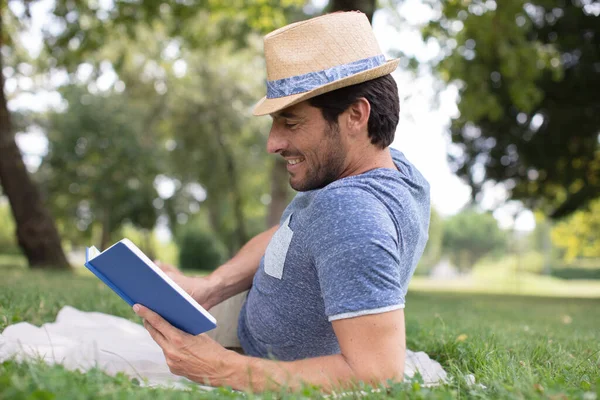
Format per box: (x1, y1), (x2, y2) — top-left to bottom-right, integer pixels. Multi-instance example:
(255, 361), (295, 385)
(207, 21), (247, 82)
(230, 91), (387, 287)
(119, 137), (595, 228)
(268, 101), (347, 192)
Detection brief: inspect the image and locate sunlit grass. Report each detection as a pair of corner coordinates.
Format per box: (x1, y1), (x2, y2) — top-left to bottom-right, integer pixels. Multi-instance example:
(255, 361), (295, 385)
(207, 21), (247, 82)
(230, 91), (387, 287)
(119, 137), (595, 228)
(0, 254), (26, 269)
(410, 268), (600, 298)
(1, 262), (599, 398)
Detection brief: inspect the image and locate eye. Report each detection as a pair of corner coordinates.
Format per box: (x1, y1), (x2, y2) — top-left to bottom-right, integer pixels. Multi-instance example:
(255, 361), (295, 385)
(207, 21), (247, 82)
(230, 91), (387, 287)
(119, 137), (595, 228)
(284, 121), (298, 129)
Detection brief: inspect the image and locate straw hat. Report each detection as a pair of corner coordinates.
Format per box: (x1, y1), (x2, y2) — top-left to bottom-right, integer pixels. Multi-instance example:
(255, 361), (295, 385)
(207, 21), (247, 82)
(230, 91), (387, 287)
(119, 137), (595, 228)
(253, 11), (399, 116)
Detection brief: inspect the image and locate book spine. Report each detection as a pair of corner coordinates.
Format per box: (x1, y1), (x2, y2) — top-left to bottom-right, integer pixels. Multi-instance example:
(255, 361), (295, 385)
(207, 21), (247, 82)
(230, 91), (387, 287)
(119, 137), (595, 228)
(84, 261), (135, 306)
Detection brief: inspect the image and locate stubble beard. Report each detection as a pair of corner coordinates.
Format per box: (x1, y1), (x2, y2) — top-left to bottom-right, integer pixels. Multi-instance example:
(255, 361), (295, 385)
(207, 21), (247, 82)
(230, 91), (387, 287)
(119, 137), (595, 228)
(289, 122), (346, 192)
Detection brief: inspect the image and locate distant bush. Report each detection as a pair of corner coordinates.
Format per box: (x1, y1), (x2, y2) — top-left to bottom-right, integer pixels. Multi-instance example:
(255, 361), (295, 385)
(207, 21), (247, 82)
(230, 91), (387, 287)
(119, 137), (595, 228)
(558, 258), (600, 269)
(442, 209), (507, 272)
(551, 199), (600, 262)
(550, 258), (600, 280)
(551, 268), (600, 280)
(415, 208), (444, 276)
(177, 222), (227, 272)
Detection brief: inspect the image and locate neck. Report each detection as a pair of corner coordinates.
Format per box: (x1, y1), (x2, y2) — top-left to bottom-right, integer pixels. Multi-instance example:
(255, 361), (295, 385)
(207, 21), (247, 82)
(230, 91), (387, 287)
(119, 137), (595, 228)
(338, 146), (397, 179)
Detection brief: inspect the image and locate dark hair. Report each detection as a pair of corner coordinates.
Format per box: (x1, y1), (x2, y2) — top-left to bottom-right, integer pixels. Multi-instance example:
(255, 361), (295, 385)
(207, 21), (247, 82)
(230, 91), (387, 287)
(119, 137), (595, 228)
(308, 74), (399, 149)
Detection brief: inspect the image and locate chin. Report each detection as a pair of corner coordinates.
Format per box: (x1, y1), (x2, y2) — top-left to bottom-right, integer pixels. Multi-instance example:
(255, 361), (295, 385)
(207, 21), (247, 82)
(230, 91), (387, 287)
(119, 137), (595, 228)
(289, 176), (308, 192)
(289, 177), (329, 192)
(289, 179), (304, 192)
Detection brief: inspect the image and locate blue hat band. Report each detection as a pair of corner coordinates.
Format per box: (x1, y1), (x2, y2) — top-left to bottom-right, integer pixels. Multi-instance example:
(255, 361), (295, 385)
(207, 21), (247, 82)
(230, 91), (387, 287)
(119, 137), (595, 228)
(266, 54), (387, 99)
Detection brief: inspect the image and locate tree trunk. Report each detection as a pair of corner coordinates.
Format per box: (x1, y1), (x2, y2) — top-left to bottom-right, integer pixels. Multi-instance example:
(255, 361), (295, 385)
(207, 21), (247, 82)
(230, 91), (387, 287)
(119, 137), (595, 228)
(0, 9), (69, 269)
(214, 124), (248, 250)
(205, 197), (235, 257)
(143, 230), (155, 261)
(100, 208), (111, 250)
(265, 0), (378, 227)
(267, 158), (290, 227)
(328, 0), (376, 22)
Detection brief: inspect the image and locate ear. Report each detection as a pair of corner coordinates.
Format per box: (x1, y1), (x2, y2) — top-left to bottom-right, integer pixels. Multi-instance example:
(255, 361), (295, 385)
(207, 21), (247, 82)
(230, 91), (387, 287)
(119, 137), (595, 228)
(344, 98), (370, 138)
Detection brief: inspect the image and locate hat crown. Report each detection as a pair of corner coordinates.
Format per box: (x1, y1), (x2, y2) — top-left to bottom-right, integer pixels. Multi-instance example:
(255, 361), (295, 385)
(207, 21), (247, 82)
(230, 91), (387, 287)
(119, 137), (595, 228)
(264, 12), (383, 81)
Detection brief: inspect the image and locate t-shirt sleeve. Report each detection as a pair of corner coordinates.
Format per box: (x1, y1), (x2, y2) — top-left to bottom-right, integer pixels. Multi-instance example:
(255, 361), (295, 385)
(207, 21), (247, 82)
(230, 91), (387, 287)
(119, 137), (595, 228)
(305, 187), (407, 321)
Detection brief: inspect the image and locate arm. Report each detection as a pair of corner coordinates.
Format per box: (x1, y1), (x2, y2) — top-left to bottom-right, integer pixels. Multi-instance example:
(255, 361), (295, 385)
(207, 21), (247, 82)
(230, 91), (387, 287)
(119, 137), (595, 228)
(158, 225), (278, 310)
(135, 305), (405, 392)
(203, 224), (279, 307)
(223, 309), (406, 392)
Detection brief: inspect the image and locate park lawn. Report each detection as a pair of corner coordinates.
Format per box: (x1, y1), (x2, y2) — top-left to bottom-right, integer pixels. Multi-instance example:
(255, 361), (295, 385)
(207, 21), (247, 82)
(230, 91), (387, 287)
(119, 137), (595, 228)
(410, 270), (600, 298)
(1, 263), (599, 399)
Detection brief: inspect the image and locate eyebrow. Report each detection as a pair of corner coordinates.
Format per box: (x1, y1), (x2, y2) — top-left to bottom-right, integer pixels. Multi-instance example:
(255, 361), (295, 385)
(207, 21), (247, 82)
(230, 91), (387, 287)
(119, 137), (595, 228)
(271, 111), (299, 119)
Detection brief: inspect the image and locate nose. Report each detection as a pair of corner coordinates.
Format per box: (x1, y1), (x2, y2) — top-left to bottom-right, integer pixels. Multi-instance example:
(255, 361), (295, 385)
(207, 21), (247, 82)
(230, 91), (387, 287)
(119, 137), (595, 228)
(266, 124), (287, 155)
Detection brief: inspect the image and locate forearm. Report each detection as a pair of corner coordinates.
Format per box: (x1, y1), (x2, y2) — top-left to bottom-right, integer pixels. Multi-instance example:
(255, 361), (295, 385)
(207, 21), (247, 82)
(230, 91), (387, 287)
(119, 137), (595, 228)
(217, 352), (392, 393)
(205, 225), (278, 304)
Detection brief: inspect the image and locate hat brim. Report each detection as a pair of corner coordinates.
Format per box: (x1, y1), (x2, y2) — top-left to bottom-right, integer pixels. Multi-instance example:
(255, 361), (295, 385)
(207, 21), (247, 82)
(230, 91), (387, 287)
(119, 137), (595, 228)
(252, 59), (400, 116)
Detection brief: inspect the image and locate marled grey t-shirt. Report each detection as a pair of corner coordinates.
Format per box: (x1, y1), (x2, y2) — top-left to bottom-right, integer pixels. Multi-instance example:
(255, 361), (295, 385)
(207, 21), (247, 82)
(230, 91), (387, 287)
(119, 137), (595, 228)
(237, 148), (430, 361)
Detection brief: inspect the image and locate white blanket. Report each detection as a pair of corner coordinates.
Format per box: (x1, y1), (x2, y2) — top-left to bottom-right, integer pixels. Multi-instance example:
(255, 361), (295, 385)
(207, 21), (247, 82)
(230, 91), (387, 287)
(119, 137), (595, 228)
(0, 306), (448, 389)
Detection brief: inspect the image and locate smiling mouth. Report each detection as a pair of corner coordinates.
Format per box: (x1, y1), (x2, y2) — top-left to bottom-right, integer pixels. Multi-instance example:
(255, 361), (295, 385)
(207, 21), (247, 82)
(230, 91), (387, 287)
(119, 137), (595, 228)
(286, 157), (305, 166)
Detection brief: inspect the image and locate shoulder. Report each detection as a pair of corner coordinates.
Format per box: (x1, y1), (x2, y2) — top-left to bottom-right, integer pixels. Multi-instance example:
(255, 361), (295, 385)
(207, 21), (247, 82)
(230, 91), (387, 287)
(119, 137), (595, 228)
(312, 184), (387, 216)
(319, 182), (379, 203)
(305, 183), (396, 237)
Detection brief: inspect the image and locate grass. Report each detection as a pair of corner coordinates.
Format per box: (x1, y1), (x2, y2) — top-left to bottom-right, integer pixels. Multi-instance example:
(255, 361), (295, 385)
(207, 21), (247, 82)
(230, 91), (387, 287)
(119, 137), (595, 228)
(410, 257), (600, 298)
(409, 270), (600, 298)
(1, 263), (599, 399)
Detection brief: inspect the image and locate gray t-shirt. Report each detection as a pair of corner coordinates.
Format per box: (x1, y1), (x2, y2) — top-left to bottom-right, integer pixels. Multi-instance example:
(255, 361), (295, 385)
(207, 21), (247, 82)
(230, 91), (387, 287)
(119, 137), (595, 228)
(237, 148), (430, 361)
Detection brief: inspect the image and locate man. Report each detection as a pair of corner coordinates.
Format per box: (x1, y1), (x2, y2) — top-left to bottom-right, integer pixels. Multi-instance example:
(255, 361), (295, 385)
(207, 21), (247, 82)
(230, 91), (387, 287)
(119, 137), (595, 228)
(134, 11), (430, 392)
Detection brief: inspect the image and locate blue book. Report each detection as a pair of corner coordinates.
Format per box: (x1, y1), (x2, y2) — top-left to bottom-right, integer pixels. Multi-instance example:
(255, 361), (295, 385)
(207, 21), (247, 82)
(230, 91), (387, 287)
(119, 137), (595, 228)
(84, 239), (217, 335)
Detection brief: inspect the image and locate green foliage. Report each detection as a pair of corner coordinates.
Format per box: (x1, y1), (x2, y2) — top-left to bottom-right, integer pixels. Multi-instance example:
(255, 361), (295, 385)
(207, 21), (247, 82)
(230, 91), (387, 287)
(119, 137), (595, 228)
(6, 0), (307, 261)
(36, 85), (161, 248)
(551, 267), (600, 281)
(177, 217), (227, 272)
(0, 201), (20, 255)
(423, 0), (600, 218)
(44, 0), (305, 72)
(117, 224), (179, 266)
(415, 208), (443, 276)
(2, 5), (36, 90)
(551, 198), (600, 262)
(1, 264), (599, 398)
(160, 43), (273, 254)
(517, 251), (545, 275)
(442, 209), (506, 271)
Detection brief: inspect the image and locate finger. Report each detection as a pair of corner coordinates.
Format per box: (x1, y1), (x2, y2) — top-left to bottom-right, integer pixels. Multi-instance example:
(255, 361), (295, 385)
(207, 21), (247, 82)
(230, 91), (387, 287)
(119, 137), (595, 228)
(154, 260), (178, 273)
(133, 304), (176, 338)
(143, 318), (168, 347)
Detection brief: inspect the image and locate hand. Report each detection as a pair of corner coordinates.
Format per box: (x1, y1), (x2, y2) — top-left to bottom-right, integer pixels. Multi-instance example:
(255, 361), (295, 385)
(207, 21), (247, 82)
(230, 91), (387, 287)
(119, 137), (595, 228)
(154, 260), (221, 310)
(133, 304), (236, 386)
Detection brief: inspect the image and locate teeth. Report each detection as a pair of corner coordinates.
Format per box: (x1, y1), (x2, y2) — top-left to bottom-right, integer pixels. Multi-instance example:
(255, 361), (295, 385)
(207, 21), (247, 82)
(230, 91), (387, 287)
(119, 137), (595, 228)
(287, 158), (303, 165)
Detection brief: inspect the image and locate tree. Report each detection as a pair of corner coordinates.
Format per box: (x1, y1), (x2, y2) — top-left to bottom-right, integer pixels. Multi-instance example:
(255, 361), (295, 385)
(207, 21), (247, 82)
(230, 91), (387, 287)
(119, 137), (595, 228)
(161, 44), (274, 255)
(551, 198), (600, 262)
(0, 5), (69, 268)
(442, 209), (506, 272)
(45, 0), (306, 253)
(328, 0), (376, 21)
(2, 0), (306, 264)
(37, 85), (161, 250)
(422, 0), (600, 218)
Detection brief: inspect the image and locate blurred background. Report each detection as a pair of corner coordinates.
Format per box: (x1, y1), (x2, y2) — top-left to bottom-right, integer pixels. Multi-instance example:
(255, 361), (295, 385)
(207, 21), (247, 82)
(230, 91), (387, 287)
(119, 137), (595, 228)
(1, 0), (599, 298)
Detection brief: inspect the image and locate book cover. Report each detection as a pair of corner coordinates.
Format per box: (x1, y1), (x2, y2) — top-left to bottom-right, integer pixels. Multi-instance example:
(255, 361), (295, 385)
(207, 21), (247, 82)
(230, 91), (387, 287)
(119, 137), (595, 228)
(84, 239), (217, 335)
